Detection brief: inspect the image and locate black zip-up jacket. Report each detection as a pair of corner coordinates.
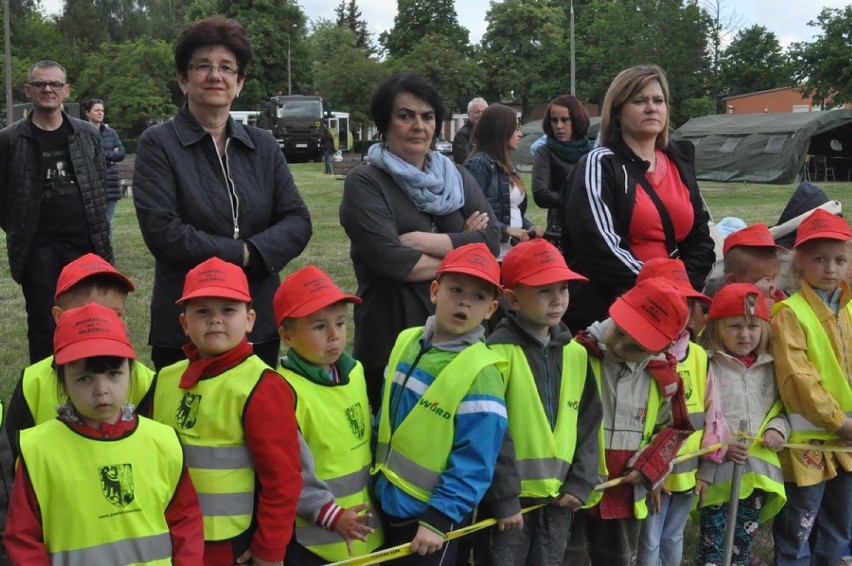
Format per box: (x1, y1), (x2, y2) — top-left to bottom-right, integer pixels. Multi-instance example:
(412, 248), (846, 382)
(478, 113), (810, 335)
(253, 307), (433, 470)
(0, 112), (112, 282)
(560, 139), (714, 332)
(133, 105), (312, 348)
(482, 314), (603, 519)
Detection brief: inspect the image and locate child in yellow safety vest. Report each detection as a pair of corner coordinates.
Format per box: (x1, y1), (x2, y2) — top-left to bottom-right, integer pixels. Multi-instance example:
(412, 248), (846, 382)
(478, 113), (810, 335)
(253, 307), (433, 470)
(4, 253), (153, 461)
(476, 239), (602, 566)
(696, 283), (789, 566)
(634, 258), (728, 566)
(372, 243), (507, 565)
(272, 265), (384, 564)
(4, 303), (204, 564)
(564, 277), (695, 566)
(149, 257), (302, 566)
(770, 209), (852, 565)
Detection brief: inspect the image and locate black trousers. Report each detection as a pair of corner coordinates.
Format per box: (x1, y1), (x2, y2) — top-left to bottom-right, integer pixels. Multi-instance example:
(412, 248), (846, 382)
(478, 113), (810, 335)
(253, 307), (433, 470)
(20, 243), (91, 363)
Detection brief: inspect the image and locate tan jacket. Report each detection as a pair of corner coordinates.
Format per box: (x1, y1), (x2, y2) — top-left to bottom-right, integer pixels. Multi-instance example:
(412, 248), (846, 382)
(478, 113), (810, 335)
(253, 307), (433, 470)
(771, 280), (852, 486)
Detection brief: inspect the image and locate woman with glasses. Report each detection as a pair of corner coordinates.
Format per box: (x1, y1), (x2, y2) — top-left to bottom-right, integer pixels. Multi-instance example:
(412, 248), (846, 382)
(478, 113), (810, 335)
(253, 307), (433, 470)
(132, 15), (311, 372)
(531, 94), (593, 248)
(82, 97), (125, 242)
(465, 103), (544, 260)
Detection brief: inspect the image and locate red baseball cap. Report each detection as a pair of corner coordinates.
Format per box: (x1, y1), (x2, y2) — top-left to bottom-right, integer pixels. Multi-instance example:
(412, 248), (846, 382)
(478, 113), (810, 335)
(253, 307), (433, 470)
(708, 282), (770, 321)
(273, 265), (361, 324)
(794, 209), (852, 248)
(436, 243), (501, 289)
(177, 257), (252, 304)
(54, 303), (136, 365)
(609, 278), (689, 353)
(636, 257), (710, 303)
(501, 239), (588, 288)
(723, 224), (785, 256)
(54, 253), (135, 302)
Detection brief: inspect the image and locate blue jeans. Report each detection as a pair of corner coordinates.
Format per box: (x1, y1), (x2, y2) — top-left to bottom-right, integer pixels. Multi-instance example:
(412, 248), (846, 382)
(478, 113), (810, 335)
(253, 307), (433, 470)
(636, 490), (694, 566)
(773, 471), (852, 565)
(106, 199), (118, 244)
(324, 149), (333, 173)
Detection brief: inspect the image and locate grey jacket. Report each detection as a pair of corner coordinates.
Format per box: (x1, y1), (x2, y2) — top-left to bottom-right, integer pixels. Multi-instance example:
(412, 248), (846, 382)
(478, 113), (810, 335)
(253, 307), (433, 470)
(133, 105), (312, 348)
(0, 112), (111, 281)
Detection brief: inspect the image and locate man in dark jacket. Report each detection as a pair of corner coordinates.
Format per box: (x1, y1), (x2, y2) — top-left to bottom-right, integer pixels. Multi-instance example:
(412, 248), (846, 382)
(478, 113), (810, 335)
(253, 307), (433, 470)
(0, 60), (111, 362)
(452, 97), (487, 164)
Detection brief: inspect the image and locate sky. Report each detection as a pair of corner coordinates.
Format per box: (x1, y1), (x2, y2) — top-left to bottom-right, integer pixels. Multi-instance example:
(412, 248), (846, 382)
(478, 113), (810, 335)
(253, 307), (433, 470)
(39, 0), (846, 48)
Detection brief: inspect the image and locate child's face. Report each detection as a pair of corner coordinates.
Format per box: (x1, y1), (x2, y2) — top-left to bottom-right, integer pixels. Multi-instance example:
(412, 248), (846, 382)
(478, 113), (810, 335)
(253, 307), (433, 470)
(729, 256), (779, 299)
(180, 298), (256, 358)
(279, 302), (348, 370)
(719, 315), (762, 357)
(794, 240), (849, 293)
(61, 358), (130, 428)
(430, 273), (498, 342)
(603, 322), (660, 363)
(505, 281), (570, 337)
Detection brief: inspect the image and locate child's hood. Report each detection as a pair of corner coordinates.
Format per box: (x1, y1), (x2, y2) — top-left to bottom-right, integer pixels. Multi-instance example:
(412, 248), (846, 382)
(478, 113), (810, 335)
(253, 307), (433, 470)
(422, 315), (485, 353)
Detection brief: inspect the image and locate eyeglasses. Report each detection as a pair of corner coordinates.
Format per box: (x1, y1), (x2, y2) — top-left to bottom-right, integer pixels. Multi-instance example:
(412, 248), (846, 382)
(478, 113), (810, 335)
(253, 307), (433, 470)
(188, 62), (239, 77)
(28, 81), (66, 90)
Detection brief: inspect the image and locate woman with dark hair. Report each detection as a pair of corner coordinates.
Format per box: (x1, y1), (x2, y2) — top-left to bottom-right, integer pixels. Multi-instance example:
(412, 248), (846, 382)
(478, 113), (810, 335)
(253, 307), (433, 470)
(465, 103), (544, 259)
(133, 15), (311, 370)
(560, 65), (714, 333)
(339, 72), (500, 410)
(532, 94), (592, 243)
(82, 97), (125, 242)
(133, 18), (309, 563)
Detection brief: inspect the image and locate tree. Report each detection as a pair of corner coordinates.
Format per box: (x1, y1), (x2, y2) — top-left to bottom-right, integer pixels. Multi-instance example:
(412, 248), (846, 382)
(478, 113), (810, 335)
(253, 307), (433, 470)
(699, 0), (741, 113)
(719, 25), (792, 98)
(389, 34), (485, 114)
(789, 6), (852, 108)
(308, 20), (383, 132)
(480, 0), (567, 120)
(379, 0), (470, 59)
(334, 0), (373, 55)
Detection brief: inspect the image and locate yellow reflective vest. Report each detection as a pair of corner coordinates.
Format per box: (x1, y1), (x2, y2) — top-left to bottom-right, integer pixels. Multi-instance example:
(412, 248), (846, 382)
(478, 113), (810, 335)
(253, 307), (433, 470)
(699, 400), (787, 523)
(586, 357), (660, 518)
(279, 362), (384, 561)
(23, 356), (154, 424)
(489, 340), (587, 499)
(20, 417), (182, 565)
(153, 355), (267, 541)
(373, 328), (506, 502)
(774, 294), (852, 442)
(664, 343), (708, 493)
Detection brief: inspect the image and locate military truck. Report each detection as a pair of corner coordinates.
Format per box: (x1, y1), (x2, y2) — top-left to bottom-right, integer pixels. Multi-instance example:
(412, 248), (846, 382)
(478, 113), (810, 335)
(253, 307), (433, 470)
(258, 94), (327, 162)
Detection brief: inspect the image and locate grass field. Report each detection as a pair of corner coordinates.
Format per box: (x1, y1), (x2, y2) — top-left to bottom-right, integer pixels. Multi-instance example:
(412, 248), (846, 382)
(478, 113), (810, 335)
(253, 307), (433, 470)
(0, 161), (849, 564)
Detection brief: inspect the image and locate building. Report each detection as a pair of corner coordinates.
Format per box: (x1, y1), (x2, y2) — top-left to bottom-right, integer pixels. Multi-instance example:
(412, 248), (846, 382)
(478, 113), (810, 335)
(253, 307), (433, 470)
(723, 87), (852, 114)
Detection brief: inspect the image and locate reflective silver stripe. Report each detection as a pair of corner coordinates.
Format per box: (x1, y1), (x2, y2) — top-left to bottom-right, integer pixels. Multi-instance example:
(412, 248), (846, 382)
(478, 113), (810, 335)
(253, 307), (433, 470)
(384, 449), (441, 493)
(671, 459), (698, 475)
(197, 491), (254, 516)
(184, 445), (252, 470)
(325, 465), (370, 498)
(516, 458), (570, 481)
(376, 442), (388, 462)
(50, 532), (171, 566)
(788, 412), (852, 434)
(689, 412), (705, 430)
(713, 455), (783, 484)
(457, 399), (507, 418)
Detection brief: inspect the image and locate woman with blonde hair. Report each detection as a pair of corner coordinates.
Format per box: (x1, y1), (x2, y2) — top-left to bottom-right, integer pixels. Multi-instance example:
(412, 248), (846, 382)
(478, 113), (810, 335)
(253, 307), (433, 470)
(466, 103), (544, 259)
(561, 65), (714, 332)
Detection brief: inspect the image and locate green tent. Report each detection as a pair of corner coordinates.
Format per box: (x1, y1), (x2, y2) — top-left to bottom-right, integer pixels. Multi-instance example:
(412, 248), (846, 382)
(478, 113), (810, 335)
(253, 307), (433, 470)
(673, 110), (852, 184)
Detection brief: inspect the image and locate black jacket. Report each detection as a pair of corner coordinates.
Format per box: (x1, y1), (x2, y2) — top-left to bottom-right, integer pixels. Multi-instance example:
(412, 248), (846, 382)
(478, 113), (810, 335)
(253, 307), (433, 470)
(532, 145), (580, 232)
(452, 120), (473, 164)
(99, 124), (126, 201)
(132, 105), (312, 348)
(561, 139), (714, 332)
(0, 112), (112, 282)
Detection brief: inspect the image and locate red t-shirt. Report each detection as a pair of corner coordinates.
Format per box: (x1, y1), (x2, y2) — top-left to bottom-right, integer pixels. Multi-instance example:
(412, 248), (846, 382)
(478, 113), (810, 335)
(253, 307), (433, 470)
(628, 150), (694, 262)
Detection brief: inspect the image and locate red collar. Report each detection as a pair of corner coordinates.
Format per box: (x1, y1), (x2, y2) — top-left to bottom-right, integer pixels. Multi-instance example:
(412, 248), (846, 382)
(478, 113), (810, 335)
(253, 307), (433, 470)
(179, 338), (254, 388)
(62, 414), (137, 439)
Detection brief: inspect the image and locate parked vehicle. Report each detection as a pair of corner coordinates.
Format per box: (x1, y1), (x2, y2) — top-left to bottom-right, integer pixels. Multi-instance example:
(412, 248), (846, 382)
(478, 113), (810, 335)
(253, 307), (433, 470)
(434, 137), (452, 155)
(257, 94), (327, 162)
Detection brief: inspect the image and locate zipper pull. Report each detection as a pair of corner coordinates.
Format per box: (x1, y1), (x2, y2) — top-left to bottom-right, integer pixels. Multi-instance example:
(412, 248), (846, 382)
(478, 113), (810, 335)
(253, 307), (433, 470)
(233, 225), (240, 239)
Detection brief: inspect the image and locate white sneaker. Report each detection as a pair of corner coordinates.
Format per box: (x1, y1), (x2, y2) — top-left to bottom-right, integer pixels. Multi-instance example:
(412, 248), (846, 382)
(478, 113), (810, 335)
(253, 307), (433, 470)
(838, 555), (852, 566)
